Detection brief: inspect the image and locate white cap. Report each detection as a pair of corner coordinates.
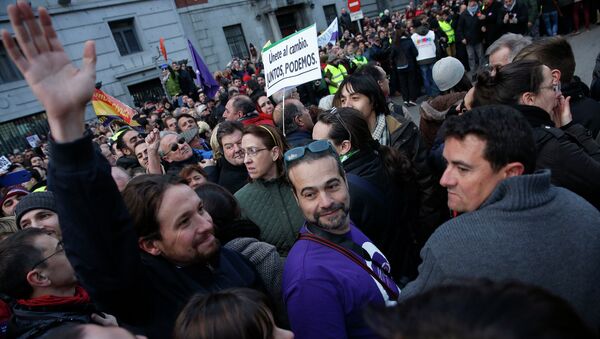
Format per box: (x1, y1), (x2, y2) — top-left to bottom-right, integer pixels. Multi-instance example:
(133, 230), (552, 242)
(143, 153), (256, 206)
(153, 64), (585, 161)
(432, 57), (465, 92)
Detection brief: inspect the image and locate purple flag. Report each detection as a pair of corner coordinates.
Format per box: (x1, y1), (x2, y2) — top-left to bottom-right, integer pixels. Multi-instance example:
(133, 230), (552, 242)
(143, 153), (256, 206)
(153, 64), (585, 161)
(187, 39), (219, 99)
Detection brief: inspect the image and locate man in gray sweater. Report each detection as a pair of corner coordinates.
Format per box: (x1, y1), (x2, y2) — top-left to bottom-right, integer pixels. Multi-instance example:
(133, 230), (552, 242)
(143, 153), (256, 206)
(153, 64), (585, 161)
(400, 105), (600, 328)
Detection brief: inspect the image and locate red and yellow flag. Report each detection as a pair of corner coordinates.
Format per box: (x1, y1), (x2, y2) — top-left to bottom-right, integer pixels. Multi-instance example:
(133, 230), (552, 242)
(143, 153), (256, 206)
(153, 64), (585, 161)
(92, 89), (140, 126)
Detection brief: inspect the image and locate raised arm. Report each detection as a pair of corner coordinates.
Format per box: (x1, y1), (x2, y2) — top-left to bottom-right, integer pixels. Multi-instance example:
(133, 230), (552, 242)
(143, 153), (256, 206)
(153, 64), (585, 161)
(2, 1), (95, 143)
(2, 1), (150, 325)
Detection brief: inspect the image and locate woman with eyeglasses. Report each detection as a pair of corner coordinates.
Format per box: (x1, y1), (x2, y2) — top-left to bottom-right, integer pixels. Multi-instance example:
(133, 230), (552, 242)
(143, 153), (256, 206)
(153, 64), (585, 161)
(473, 59), (600, 209)
(312, 108), (422, 282)
(234, 125), (305, 257)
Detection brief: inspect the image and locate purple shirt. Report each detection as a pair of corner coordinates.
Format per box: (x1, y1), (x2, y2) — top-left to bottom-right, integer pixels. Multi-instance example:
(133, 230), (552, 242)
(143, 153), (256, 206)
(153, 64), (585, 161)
(282, 223), (399, 339)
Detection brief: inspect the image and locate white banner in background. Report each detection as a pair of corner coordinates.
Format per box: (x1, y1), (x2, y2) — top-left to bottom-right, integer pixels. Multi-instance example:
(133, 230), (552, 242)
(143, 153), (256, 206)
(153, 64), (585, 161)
(318, 18), (338, 47)
(262, 24), (321, 97)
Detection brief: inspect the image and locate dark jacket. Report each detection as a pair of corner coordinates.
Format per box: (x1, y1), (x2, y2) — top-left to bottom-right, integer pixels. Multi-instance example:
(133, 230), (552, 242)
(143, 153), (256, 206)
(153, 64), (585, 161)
(47, 134), (263, 339)
(390, 37), (419, 71)
(285, 130), (313, 148)
(115, 155), (141, 170)
(205, 158), (248, 194)
(344, 149), (421, 282)
(387, 113), (449, 236)
(457, 10), (484, 45)
(562, 78), (600, 139)
(8, 287), (95, 338)
(482, 0), (503, 44)
(516, 104), (600, 210)
(497, 1), (529, 35)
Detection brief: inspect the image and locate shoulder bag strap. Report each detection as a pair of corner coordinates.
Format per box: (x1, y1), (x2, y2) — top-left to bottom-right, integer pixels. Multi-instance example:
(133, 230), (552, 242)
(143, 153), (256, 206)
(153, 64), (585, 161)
(298, 233), (399, 300)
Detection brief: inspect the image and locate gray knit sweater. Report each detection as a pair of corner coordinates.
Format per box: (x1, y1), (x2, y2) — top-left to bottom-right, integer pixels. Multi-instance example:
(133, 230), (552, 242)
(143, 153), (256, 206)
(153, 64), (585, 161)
(400, 170), (600, 327)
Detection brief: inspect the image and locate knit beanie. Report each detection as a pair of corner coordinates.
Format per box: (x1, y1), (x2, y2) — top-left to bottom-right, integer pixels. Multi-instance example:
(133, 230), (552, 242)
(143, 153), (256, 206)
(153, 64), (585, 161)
(15, 191), (57, 227)
(432, 57), (465, 92)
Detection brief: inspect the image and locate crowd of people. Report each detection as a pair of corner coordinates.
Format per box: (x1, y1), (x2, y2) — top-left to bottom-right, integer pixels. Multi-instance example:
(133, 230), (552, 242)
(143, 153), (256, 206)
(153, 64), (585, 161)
(1, 0), (600, 338)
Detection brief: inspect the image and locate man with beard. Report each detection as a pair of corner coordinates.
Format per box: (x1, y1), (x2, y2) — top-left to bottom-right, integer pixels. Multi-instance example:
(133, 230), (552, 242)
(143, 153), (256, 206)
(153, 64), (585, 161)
(282, 140), (400, 339)
(0, 4), (263, 337)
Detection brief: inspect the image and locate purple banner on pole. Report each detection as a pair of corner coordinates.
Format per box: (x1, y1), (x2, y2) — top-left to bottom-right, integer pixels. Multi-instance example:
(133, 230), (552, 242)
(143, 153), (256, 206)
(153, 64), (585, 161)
(187, 39), (220, 99)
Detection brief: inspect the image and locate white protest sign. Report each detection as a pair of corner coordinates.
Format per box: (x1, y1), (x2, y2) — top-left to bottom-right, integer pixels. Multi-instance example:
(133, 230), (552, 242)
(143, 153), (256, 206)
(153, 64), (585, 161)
(26, 134), (41, 148)
(318, 18), (339, 47)
(0, 156), (11, 172)
(350, 10), (364, 21)
(262, 24), (321, 97)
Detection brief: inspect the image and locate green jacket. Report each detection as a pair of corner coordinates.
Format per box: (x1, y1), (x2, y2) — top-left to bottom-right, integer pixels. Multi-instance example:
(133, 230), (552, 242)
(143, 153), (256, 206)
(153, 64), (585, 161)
(235, 178), (305, 257)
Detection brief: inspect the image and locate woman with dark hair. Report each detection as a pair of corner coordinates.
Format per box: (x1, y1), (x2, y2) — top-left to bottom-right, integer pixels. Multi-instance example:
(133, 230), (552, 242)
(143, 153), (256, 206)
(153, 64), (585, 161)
(196, 183), (284, 308)
(313, 108), (422, 282)
(174, 288), (293, 339)
(390, 24), (419, 106)
(336, 72), (449, 238)
(473, 59), (600, 209)
(234, 125), (304, 257)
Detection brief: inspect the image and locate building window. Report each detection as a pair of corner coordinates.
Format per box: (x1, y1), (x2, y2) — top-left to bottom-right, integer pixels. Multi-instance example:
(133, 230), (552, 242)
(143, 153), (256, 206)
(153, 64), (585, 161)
(223, 24), (249, 59)
(323, 4), (338, 25)
(0, 41), (24, 84)
(109, 18), (142, 56)
(0, 112), (49, 156)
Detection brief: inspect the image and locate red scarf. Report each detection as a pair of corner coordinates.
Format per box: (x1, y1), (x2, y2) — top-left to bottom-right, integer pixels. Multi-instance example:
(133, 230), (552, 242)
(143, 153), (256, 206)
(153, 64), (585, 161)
(17, 286), (90, 307)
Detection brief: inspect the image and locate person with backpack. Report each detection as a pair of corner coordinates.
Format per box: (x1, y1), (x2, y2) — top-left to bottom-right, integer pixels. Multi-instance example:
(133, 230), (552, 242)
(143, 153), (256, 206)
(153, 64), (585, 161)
(391, 24), (420, 107)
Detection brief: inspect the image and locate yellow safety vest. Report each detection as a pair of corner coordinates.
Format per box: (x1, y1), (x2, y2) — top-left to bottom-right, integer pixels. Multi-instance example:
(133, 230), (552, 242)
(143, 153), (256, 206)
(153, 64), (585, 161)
(324, 64), (348, 94)
(438, 20), (455, 44)
(351, 56), (368, 68)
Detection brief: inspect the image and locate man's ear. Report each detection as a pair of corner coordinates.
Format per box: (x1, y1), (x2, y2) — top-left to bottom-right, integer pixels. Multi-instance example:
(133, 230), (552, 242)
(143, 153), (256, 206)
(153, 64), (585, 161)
(502, 162), (525, 178)
(339, 140), (352, 155)
(26, 270), (50, 288)
(122, 148), (133, 156)
(294, 114), (304, 128)
(138, 238), (162, 256)
(551, 69), (562, 83)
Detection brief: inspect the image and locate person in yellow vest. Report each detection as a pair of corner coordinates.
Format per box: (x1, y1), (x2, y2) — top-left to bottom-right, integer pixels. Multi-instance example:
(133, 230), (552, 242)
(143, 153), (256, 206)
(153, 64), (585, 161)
(438, 10), (456, 57)
(324, 55), (348, 94)
(351, 48), (368, 70)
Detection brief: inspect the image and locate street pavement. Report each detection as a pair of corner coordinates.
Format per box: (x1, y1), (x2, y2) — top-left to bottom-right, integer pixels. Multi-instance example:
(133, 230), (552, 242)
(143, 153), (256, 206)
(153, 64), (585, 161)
(394, 24), (600, 124)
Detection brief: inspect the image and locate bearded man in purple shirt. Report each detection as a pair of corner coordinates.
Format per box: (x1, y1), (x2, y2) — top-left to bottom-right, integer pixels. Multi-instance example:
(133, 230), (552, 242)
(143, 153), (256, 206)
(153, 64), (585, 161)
(282, 140), (400, 339)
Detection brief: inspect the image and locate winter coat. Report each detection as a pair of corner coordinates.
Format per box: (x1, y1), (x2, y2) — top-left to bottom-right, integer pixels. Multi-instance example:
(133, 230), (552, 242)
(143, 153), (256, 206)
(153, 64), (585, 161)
(344, 148), (421, 282)
(390, 37), (419, 71)
(235, 178), (305, 257)
(497, 1), (529, 35)
(419, 92), (466, 150)
(482, 0), (503, 44)
(8, 287), (96, 338)
(204, 158), (248, 194)
(457, 11), (484, 45)
(386, 113), (449, 242)
(516, 104), (600, 210)
(48, 134), (263, 339)
(562, 78), (600, 139)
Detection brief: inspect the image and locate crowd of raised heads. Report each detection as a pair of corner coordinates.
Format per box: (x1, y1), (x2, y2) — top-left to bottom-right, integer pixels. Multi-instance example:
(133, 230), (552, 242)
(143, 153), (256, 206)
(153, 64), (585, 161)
(1, 0), (600, 338)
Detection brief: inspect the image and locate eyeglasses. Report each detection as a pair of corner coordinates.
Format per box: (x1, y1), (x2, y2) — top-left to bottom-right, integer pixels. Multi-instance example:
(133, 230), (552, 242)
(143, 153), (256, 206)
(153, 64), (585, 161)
(284, 140), (338, 169)
(163, 137), (186, 156)
(540, 81), (561, 93)
(31, 241), (64, 271)
(240, 147), (268, 158)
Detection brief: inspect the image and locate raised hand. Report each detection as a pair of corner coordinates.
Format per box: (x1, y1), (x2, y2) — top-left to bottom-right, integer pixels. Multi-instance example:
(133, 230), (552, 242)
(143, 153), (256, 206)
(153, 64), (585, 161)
(1, 1), (96, 142)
